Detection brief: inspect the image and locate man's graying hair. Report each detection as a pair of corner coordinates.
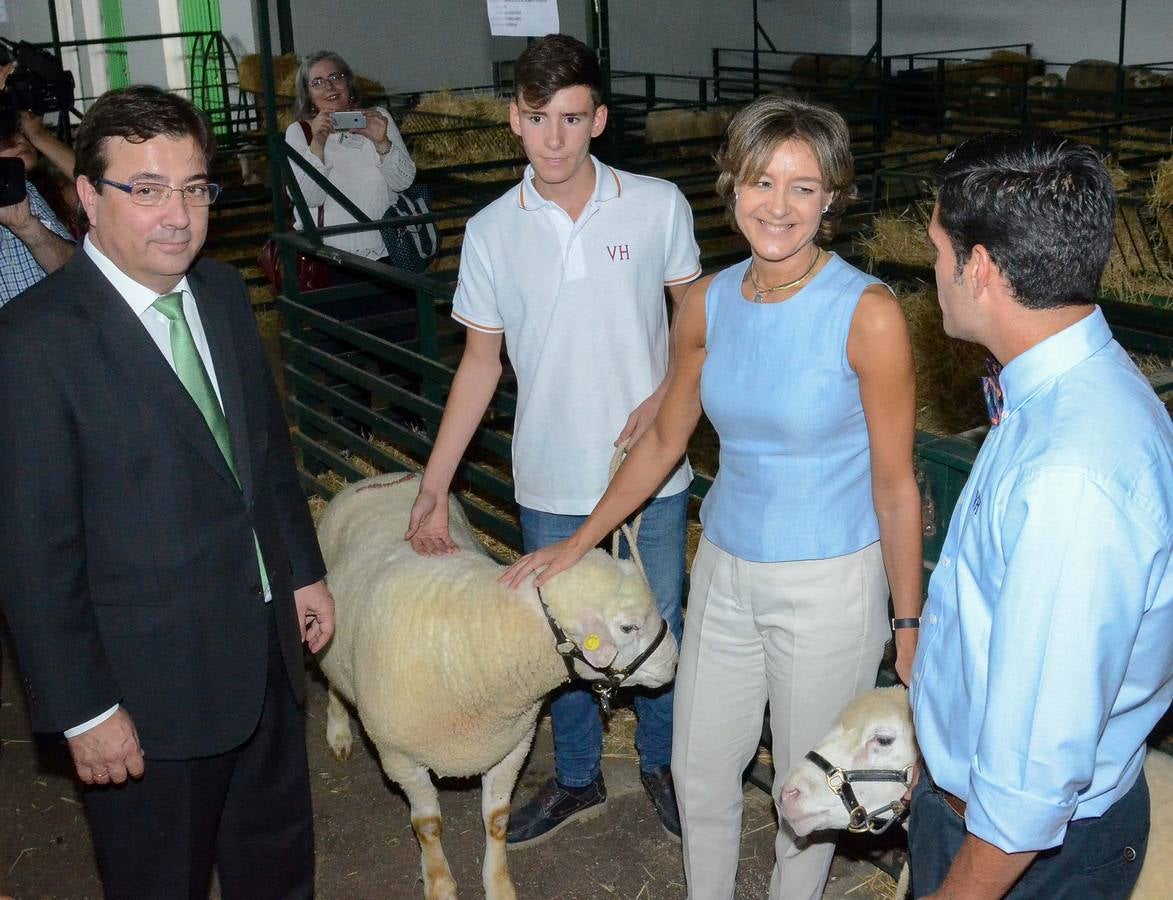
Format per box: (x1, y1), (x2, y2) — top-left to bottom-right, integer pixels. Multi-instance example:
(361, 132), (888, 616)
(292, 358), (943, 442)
(935, 131), (1116, 310)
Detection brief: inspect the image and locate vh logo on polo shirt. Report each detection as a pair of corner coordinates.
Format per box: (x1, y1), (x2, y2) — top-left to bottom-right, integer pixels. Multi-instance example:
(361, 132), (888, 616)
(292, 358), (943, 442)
(607, 243), (631, 261)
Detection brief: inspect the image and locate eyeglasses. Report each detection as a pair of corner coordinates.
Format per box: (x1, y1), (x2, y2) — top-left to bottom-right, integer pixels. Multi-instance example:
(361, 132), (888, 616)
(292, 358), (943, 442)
(309, 72), (349, 90)
(97, 178), (222, 207)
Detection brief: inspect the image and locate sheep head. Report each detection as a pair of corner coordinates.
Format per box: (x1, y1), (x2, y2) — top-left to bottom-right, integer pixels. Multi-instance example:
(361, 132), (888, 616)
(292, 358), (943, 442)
(779, 687), (917, 836)
(538, 548), (678, 689)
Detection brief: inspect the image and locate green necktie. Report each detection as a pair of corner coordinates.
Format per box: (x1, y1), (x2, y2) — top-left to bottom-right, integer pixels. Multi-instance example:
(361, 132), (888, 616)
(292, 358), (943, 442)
(153, 292), (269, 595)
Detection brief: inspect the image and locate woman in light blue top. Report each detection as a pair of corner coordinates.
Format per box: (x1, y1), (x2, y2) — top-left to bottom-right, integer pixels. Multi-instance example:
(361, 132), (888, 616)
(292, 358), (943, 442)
(503, 95), (922, 898)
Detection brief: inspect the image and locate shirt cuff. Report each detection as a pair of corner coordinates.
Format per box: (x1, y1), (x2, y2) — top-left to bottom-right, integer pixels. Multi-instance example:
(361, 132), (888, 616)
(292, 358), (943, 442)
(63, 703), (120, 738)
(965, 763), (1076, 853)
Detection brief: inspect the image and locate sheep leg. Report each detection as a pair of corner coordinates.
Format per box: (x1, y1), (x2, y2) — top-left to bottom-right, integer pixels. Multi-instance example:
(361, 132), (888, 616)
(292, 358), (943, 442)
(380, 751), (457, 900)
(481, 724), (536, 900)
(325, 686), (354, 761)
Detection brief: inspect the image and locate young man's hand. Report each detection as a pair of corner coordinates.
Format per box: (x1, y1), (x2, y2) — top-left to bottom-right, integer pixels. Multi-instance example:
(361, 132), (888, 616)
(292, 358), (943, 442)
(405, 489), (457, 555)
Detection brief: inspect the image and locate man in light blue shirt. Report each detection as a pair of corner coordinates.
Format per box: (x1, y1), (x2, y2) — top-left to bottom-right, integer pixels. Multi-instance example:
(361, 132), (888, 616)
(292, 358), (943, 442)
(909, 131), (1173, 899)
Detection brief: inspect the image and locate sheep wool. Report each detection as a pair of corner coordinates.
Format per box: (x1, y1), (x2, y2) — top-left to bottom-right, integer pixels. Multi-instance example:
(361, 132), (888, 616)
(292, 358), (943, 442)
(314, 472), (678, 900)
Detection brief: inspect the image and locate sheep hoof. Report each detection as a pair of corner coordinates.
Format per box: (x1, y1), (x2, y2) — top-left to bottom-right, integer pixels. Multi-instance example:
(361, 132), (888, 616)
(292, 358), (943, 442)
(326, 718), (354, 761)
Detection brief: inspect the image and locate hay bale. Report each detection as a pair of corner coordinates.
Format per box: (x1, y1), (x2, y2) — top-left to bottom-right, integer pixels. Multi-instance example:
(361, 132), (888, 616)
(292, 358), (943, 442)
(790, 54), (878, 82)
(1066, 59), (1121, 93)
(1151, 158), (1173, 213)
(859, 213), (936, 269)
(644, 107), (733, 144)
(1103, 156), (1131, 193)
(897, 285), (990, 437)
(414, 89), (510, 122)
(1101, 251), (1173, 306)
(399, 92), (520, 174)
(238, 53), (300, 98)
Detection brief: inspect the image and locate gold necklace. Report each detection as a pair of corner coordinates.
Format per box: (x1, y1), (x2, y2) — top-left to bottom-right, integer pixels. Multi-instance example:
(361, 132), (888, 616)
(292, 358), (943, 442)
(748, 247), (823, 303)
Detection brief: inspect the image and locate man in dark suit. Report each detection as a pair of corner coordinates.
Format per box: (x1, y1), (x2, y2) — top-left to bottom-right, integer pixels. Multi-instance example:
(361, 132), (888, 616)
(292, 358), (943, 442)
(0, 85), (333, 899)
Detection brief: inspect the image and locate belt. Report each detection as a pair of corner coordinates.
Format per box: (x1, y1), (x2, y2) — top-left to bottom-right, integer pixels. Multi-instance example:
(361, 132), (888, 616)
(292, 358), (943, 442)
(926, 768), (967, 819)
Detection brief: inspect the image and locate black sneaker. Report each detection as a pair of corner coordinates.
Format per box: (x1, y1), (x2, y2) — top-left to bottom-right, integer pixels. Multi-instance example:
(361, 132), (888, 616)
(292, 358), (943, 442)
(506, 774), (608, 848)
(640, 764), (682, 842)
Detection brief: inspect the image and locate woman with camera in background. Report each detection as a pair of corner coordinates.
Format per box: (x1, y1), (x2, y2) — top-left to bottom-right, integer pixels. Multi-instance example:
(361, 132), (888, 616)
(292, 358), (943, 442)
(286, 50), (415, 263)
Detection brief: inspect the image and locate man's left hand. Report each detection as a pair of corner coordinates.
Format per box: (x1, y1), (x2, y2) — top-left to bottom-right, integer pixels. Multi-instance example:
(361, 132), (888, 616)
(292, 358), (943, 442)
(294, 579), (336, 653)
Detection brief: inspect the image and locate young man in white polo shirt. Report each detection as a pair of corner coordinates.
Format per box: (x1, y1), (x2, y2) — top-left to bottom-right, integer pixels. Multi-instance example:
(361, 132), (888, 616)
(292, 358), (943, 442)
(407, 33), (700, 846)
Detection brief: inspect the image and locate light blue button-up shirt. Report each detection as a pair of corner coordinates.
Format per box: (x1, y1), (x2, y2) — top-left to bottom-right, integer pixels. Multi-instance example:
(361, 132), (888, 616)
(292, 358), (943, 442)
(911, 307), (1173, 854)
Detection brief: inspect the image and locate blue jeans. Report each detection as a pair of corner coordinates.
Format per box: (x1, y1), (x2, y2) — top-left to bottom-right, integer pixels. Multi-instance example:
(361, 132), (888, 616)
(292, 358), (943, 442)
(520, 489), (688, 787)
(908, 767), (1149, 899)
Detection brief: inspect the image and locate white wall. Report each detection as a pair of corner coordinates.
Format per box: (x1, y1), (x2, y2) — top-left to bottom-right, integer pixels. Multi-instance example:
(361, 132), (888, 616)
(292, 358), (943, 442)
(271, 0), (859, 94)
(5, 1), (1168, 102)
(850, 0), (1170, 68)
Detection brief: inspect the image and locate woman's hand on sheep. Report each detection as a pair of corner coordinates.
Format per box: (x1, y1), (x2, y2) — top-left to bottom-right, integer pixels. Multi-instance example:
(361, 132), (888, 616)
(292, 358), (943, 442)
(406, 490), (458, 556)
(500, 540), (583, 590)
(294, 579), (336, 653)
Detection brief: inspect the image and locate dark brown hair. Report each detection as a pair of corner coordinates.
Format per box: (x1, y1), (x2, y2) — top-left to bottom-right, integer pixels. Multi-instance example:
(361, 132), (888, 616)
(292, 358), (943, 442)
(514, 34), (603, 109)
(936, 131), (1115, 309)
(74, 85), (216, 186)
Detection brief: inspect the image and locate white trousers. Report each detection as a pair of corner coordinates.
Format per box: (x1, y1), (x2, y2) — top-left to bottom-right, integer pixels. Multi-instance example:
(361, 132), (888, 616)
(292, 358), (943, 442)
(673, 537), (890, 900)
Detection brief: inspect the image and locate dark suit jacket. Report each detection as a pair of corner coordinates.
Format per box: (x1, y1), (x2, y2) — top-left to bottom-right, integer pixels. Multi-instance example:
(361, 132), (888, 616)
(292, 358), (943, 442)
(0, 251), (326, 759)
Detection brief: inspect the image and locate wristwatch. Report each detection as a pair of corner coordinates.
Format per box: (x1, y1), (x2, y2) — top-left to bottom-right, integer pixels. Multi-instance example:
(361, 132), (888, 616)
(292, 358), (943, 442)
(891, 617), (921, 630)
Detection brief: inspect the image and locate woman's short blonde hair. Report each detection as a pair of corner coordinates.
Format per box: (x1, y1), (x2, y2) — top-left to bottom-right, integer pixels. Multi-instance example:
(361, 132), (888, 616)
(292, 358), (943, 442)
(715, 94), (855, 243)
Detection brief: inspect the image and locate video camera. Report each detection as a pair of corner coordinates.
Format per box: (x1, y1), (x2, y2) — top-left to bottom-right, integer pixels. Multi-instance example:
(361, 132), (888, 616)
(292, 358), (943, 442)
(0, 38), (76, 140)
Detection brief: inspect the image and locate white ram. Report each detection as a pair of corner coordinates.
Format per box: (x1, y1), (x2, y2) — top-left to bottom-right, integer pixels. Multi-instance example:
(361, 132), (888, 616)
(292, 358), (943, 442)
(316, 473), (678, 900)
(779, 687), (1170, 899)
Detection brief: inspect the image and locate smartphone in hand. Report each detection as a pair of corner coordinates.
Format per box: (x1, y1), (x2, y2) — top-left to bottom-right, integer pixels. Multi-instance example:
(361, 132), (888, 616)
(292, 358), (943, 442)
(330, 110), (367, 130)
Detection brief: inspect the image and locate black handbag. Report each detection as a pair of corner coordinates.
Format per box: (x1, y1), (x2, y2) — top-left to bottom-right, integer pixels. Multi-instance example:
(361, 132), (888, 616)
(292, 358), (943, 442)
(381, 184), (439, 273)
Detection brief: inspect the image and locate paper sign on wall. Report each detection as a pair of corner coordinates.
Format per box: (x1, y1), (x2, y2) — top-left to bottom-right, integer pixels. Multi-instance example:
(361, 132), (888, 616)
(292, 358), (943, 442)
(487, 0), (559, 37)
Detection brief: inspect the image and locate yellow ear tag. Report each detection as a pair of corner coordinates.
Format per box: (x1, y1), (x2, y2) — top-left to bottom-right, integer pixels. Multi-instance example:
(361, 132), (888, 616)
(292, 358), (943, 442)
(584, 634), (601, 652)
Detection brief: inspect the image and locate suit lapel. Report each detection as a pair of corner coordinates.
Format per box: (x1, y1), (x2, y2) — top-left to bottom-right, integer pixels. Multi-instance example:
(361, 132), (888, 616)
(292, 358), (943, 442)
(189, 265), (254, 503)
(73, 253), (240, 491)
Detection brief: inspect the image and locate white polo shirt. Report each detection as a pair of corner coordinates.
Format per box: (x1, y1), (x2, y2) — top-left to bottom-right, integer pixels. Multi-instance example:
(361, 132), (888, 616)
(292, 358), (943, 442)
(453, 156), (701, 514)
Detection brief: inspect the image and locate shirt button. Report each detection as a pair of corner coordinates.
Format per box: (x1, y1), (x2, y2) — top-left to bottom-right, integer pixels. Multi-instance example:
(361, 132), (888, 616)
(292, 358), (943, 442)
(942, 557), (952, 568)
(930, 614), (939, 625)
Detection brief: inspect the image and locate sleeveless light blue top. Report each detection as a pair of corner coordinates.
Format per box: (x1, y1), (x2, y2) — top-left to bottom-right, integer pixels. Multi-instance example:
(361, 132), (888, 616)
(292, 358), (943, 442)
(698, 253), (882, 562)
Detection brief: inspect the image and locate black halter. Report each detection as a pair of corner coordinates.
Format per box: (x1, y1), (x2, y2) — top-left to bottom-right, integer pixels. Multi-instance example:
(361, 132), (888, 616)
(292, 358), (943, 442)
(535, 585), (669, 719)
(803, 750), (913, 834)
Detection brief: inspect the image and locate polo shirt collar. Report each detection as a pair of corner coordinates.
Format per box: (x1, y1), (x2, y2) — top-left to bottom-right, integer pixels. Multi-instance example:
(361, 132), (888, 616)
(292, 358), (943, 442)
(84, 234), (194, 317)
(998, 306), (1112, 418)
(517, 155), (622, 211)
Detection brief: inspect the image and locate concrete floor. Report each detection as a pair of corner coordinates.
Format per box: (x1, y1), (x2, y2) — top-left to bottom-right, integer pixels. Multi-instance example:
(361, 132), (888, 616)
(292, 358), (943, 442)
(1, 625), (904, 900)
